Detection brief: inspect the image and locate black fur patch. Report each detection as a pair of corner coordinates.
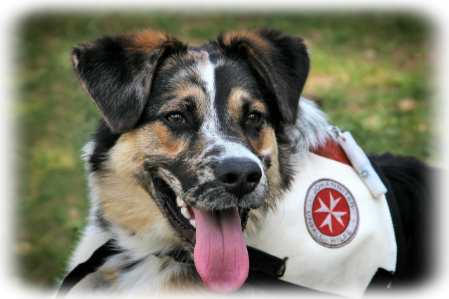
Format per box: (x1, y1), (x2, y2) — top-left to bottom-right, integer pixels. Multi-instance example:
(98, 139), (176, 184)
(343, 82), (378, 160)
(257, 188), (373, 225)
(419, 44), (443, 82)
(88, 119), (121, 172)
(369, 152), (433, 284)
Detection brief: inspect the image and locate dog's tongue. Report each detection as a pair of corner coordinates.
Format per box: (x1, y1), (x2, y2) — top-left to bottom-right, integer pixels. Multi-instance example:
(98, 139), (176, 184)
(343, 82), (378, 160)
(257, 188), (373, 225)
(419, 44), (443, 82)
(193, 207), (249, 293)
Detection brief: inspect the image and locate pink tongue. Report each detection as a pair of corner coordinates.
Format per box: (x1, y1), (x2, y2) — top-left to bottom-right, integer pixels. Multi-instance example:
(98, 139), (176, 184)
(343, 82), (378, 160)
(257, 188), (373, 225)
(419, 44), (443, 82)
(193, 207), (249, 293)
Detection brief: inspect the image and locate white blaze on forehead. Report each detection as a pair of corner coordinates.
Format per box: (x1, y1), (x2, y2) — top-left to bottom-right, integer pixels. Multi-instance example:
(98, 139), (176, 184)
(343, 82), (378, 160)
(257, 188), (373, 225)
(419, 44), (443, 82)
(197, 54), (219, 134)
(197, 54), (263, 169)
(200, 58), (216, 105)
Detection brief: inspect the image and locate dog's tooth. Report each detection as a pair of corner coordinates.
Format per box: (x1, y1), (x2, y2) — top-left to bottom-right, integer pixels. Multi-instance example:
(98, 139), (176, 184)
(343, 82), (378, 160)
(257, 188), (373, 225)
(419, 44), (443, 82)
(177, 197), (186, 207)
(181, 207), (191, 219)
(190, 219), (196, 228)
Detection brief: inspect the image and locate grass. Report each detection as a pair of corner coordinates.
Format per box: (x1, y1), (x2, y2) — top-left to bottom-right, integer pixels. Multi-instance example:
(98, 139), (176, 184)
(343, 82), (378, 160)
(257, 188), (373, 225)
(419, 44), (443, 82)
(14, 11), (435, 289)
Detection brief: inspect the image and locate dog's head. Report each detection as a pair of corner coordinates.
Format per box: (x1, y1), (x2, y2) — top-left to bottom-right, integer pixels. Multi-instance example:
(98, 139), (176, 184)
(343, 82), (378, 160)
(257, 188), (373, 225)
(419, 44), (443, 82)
(72, 29), (309, 292)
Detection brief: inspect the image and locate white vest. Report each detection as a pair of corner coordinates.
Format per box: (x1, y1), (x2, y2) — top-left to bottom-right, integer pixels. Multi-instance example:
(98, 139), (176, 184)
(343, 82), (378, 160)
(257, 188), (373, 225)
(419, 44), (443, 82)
(245, 152), (397, 298)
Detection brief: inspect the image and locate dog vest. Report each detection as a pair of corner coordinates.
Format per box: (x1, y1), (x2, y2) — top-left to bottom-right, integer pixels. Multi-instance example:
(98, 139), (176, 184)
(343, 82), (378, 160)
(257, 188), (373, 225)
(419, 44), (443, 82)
(245, 150), (398, 298)
(58, 141), (402, 298)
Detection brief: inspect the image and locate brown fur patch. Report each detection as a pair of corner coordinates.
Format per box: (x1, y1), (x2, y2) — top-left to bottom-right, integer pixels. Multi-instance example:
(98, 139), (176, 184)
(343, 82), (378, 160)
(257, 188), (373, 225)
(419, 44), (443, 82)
(250, 101), (267, 115)
(96, 122), (189, 234)
(250, 123), (281, 200)
(228, 88), (251, 121)
(250, 123), (277, 156)
(163, 268), (205, 293)
(71, 54), (79, 68)
(152, 122), (189, 156)
(251, 123), (282, 215)
(214, 58), (226, 68)
(228, 88), (268, 123)
(220, 30), (271, 54)
(159, 85), (209, 115)
(132, 31), (189, 98)
(93, 173), (167, 234)
(108, 130), (145, 178)
(109, 123), (189, 174)
(133, 30), (168, 51)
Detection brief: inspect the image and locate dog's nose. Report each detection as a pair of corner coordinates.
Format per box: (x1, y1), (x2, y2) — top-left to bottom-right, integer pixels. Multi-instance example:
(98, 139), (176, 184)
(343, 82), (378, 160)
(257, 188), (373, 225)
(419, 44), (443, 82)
(215, 158), (262, 198)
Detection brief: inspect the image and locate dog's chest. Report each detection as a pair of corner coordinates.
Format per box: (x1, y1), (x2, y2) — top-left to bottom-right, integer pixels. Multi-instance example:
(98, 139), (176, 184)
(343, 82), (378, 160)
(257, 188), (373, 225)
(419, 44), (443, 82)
(245, 152), (397, 298)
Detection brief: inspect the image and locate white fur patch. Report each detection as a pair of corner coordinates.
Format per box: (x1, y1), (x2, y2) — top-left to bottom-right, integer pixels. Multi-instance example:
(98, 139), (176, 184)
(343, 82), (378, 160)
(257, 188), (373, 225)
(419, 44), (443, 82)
(287, 98), (334, 154)
(111, 256), (200, 294)
(200, 58), (216, 106)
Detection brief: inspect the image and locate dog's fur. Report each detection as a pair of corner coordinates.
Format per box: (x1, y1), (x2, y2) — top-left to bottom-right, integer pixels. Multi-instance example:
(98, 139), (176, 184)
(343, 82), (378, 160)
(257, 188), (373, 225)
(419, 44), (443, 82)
(67, 28), (430, 295)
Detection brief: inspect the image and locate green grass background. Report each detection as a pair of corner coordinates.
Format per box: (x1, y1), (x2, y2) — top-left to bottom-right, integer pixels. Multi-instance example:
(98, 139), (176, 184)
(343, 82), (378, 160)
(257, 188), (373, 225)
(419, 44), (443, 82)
(15, 11), (436, 289)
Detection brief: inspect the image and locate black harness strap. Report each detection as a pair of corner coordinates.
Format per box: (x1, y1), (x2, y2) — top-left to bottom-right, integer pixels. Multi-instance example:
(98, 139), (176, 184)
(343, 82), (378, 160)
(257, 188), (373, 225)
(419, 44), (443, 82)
(246, 246), (394, 299)
(245, 246), (326, 294)
(247, 246), (287, 278)
(57, 239), (122, 298)
(244, 274), (340, 295)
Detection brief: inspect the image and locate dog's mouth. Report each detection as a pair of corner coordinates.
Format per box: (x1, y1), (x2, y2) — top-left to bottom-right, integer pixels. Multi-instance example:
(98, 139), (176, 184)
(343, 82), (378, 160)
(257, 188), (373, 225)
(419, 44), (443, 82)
(152, 176), (250, 293)
(153, 177), (196, 246)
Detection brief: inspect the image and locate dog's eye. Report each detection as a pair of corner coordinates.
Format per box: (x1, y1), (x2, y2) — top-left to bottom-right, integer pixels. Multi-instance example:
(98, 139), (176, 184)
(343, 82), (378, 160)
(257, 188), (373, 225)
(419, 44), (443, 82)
(167, 114), (186, 124)
(246, 112), (261, 125)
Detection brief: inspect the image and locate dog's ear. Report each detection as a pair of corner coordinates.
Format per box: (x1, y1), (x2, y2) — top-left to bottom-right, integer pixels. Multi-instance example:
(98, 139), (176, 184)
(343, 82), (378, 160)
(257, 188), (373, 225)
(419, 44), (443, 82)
(71, 31), (187, 133)
(217, 28), (310, 124)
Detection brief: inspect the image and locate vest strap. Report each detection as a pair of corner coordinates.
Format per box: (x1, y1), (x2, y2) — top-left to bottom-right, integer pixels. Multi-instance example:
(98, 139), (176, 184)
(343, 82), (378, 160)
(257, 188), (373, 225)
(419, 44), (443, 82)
(246, 246), (394, 299)
(245, 270), (331, 294)
(247, 246), (287, 278)
(57, 240), (122, 298)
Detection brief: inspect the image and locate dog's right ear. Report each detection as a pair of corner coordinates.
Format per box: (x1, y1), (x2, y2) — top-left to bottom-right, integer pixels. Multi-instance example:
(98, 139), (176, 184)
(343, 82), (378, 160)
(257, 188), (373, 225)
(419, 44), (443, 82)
(217, 28), (310, 125)
(71, 31), (187, 133)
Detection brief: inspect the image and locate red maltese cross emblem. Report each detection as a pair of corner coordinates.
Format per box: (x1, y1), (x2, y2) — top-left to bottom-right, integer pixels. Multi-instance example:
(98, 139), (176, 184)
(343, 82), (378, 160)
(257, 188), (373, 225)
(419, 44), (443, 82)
(304, 179), (359, 248)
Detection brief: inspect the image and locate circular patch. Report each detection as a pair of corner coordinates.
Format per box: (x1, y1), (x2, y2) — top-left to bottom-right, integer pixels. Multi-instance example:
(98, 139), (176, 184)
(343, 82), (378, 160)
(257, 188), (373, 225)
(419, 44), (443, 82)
(304, 179), (359, 248)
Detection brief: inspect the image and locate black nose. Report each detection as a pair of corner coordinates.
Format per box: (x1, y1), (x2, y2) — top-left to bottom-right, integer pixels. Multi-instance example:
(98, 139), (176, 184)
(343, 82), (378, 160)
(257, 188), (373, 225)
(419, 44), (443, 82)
(215, 158), (262, 198)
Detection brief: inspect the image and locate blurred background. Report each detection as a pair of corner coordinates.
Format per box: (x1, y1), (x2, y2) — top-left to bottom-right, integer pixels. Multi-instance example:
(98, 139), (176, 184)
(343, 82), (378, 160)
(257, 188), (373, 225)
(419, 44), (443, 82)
(14, 11), (436, 290)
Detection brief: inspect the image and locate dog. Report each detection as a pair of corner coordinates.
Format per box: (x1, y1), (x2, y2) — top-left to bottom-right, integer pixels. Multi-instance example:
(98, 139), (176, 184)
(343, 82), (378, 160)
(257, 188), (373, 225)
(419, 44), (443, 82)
(60, 28), (431, 297)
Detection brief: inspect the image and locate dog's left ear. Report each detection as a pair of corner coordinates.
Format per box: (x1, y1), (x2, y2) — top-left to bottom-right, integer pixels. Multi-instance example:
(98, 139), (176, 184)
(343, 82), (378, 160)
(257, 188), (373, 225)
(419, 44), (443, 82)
(217, 28), (310, 124)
